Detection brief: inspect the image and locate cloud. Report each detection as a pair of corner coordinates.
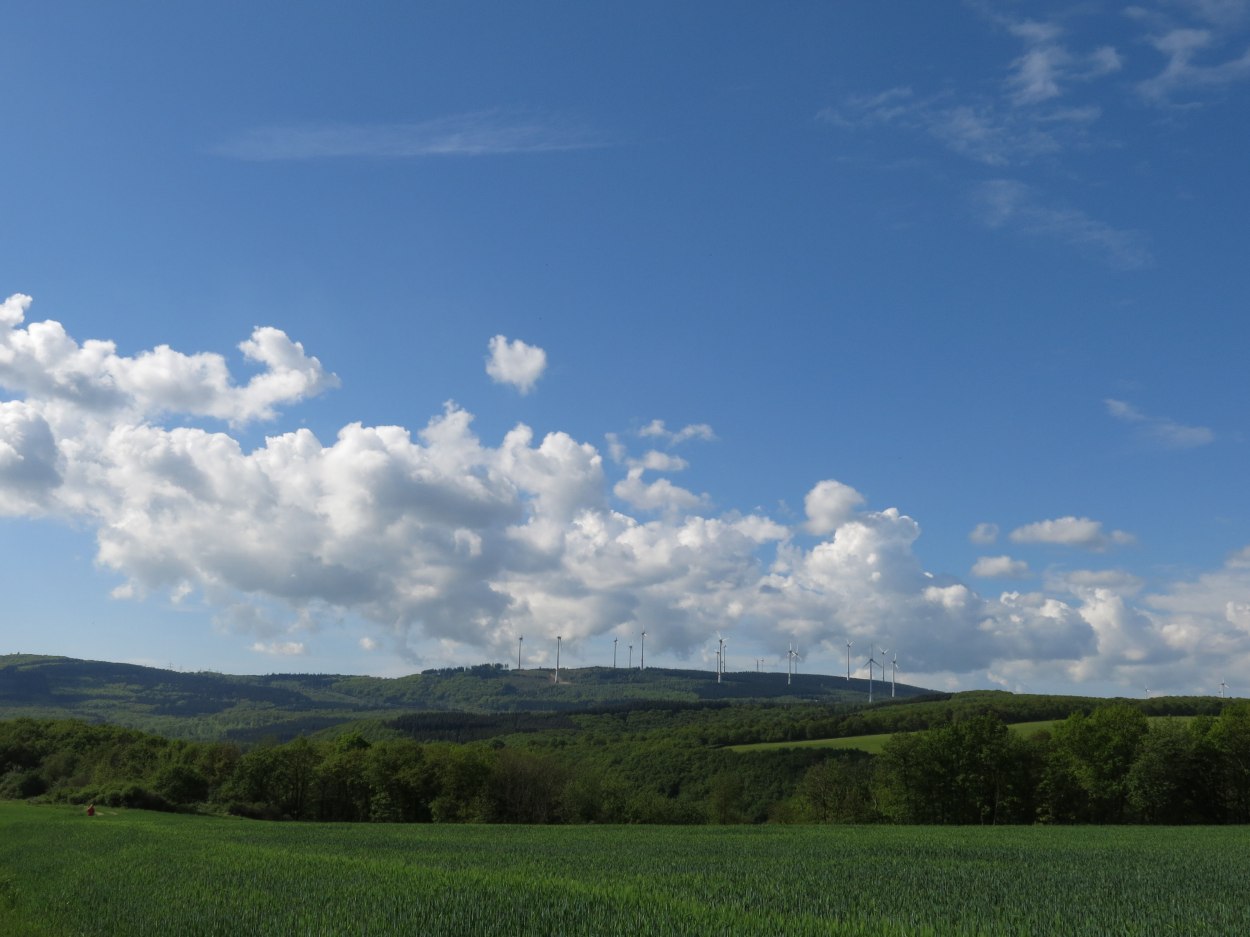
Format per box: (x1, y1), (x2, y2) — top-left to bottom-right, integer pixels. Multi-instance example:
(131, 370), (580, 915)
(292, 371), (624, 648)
(1139, 27), (1250, 101)
(0, 401), (62, 514)
(820, 14), (1123, 167)
(1004, 20), (1122, 106)
(972, 179), (1152, 269)
(1009, 515), (1136, 551)
(969, 522), (999, 545)
(803, 479), (866, 535)
(1049, 568), (1146, 597)
(613, 468), (706, 514)
(820, 90), (1077, 167)
(0, 294), (338, 424)
(972, 555), (1031, 578)
(6, 293), (1249, 691)
(638, 419), (716, 445)
(251, 641), (307, 657)
(1105, 398), (1215, 448)
(217, 111), (603, 161)
(486, 335), (547, 394)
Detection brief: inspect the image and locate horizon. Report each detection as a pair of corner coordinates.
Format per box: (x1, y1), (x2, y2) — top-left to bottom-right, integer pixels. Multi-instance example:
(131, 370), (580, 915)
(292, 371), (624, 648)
(4, 650), (1236, 702)
(3, 2), (1248, 699)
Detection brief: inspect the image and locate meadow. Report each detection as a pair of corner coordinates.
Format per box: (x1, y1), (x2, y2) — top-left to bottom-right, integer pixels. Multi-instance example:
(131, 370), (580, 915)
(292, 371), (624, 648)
(727, 720), (1065, 754)
(2, 802), (1247, 936)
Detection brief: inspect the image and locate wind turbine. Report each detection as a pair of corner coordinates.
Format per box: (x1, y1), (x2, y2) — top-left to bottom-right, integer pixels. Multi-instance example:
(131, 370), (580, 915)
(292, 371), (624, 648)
(716, 634), (725, 684)
(891, 651), (898, 698)
(846, 640), (853, 681)
(864, 651), (878, 704)
(628, 643), (633, 669)
(555, 635), (562, 684)
(613, 637), (618, 669)
(1220, 679), (1228, 698)
(640, 631), (646, 670)
(517, 635), (524, 671)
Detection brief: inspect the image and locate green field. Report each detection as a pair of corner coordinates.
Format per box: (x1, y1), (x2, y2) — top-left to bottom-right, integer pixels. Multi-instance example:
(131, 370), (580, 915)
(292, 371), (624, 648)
(2, 803), (1248, 936)
(729, 720), (1067, 754)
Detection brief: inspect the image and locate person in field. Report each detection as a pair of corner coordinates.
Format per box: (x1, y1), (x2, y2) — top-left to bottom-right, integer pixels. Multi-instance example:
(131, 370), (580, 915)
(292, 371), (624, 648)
(86, 803), (95, 817)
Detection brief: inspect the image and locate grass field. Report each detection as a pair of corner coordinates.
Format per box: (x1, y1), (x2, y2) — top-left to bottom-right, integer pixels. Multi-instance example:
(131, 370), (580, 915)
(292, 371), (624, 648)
(2, 802), (1248, 936)
(728, 720), (1067, 754)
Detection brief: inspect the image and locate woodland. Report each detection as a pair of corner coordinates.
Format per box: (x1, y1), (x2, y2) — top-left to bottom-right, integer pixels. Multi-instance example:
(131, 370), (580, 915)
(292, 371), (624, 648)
(2, 655), (1246, 826)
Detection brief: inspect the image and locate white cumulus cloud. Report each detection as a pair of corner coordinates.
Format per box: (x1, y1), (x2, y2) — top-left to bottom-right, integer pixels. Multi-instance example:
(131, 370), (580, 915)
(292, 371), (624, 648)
(804, 479), (866, 535)
(486, 335), (547, 394)
(1009, 516), (1135, 551)
(6, 293), (1250, 692)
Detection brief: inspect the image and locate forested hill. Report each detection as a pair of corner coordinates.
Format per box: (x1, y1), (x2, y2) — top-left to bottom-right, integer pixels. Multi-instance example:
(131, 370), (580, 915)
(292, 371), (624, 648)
(0, 653), (930, 741)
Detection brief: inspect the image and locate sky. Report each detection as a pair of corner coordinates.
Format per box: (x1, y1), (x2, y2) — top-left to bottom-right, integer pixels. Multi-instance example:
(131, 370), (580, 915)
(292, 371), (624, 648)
(1, 1), (1247, 697)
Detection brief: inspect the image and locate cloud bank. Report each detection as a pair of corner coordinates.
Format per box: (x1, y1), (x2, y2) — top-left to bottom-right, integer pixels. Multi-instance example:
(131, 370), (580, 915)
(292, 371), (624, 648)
(2, 294), (1246, 692)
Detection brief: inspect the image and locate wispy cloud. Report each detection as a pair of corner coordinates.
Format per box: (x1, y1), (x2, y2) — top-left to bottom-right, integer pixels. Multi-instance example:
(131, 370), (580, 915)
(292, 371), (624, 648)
(972, 179), (1152, 269)
(638, 419), (716, 446)
(821, 11), (1123, 166)
(1005, 19), (1122, 106)
(819, 89), (1086, 167)
(1105, 398), (1215, 448)
(1138, 27), (1250, 100)
(217, 111), (604, 161)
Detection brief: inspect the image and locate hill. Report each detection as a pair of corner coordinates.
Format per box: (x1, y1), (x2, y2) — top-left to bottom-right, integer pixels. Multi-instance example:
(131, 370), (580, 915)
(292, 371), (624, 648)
(0, 653), (931, 742)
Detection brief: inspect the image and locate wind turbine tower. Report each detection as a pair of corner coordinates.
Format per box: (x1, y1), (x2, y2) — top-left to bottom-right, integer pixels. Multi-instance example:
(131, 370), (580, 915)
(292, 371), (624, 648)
(555, 635), (562, 684)
(613, 637), (618, 668)
(640, 631), (646, 670)
(517, 635), (524, 671)
(846, 640), (853, 681)
(891, 651), (898, 698)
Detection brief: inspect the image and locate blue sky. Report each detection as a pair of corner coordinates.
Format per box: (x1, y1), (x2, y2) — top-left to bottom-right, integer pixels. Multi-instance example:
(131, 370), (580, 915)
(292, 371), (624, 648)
(2, 1), (1247, 696)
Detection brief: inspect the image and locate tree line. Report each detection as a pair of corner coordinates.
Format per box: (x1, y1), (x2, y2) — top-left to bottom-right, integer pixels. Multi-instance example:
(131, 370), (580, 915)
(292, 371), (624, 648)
(3, 701), (1248, 825)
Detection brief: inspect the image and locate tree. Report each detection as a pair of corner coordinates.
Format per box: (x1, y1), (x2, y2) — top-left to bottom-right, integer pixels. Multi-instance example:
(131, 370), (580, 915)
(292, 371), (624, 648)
(1045, 705), (1148, 823)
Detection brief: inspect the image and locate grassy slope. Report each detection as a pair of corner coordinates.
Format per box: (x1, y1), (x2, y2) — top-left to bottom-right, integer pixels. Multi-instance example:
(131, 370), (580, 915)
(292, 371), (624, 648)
(728, 720), (1067, 753)
(1, 802), (1248, 936)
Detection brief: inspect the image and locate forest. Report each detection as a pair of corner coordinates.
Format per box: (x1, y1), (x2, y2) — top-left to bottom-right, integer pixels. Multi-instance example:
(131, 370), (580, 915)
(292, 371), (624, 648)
(3, 692), (1248, 826)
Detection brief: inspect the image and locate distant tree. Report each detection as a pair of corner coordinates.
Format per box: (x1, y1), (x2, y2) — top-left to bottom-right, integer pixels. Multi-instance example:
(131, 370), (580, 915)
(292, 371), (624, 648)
(795, 755), (877, 823)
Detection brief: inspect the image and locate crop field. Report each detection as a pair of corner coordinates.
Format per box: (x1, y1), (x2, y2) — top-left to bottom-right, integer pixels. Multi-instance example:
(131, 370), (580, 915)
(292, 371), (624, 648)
(2, 803), (1248, 936)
